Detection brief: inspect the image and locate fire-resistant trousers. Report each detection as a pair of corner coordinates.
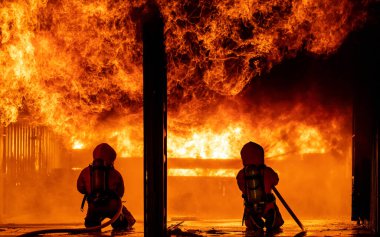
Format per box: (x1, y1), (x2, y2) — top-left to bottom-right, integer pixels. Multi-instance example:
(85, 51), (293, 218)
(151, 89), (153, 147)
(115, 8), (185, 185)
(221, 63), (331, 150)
(244, 203), (284, 231)
(84, 198), (136, 230)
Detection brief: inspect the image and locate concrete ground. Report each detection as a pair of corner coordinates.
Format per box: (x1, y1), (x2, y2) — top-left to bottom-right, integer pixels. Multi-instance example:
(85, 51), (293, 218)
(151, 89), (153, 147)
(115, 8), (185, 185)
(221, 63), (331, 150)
(0, 218), (376, 236)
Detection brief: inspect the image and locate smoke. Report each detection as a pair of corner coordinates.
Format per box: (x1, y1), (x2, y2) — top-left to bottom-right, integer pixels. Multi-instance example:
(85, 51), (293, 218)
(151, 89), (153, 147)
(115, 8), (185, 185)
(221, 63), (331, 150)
(0, 153), (144, 223)
(1, 169), (84, 223)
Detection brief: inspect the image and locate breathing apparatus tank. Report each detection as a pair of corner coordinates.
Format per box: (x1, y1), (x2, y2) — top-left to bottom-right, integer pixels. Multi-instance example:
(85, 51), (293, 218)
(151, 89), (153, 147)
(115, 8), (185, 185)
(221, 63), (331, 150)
(90, 159), (109, 204)
(244, 165), (266, 214)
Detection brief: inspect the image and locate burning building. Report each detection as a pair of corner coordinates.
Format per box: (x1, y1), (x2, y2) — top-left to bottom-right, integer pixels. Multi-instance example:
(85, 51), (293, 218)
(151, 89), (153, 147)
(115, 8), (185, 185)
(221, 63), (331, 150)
(0, 0), (379, 235)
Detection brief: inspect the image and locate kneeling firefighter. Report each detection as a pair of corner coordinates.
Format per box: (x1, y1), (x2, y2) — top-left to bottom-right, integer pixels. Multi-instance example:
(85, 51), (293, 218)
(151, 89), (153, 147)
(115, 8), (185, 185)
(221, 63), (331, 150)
(77, 143), (136, 230)
(236, 142), (284, 231)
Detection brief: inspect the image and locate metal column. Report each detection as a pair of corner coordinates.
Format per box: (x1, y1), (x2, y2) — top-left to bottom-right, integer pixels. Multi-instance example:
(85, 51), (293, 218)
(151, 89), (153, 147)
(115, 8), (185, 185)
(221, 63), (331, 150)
(142, 1), (167, 236)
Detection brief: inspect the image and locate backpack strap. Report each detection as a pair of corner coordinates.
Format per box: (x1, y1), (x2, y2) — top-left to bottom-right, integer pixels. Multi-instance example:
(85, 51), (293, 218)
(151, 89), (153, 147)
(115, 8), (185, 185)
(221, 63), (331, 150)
(79, 164), (92, 211)
(80, 194), (87, 212)
(89, 164), (94, 194)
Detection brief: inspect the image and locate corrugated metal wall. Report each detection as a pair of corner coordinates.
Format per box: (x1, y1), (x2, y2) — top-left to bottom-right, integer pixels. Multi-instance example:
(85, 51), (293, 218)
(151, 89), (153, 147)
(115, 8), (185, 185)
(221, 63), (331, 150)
(1, 124), (61, 175)
(0, 123), (65, 219)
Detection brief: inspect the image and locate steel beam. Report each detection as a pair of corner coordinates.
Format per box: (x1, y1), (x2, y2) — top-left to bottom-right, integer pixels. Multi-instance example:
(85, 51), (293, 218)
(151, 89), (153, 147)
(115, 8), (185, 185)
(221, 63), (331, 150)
(142, 1), (167, 236)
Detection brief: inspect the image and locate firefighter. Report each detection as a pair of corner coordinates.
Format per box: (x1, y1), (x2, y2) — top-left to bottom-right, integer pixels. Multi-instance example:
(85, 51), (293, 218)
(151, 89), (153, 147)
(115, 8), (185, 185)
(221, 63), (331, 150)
(236, 141), (284, 231)
(77, 143), (136, 230)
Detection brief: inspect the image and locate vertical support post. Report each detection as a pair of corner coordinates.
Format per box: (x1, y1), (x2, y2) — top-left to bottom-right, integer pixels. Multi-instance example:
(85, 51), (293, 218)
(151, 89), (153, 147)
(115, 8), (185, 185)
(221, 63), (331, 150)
(12, 124), (16, 176)
(0, 126), (5, 220)
(372, 119), (379, 232)
(38, 127), (42, 171)
(142, 1), (167, 237)
(2, 126), (6, 174)
(28, 127), (31, 172)
(16, 124), (19, 176)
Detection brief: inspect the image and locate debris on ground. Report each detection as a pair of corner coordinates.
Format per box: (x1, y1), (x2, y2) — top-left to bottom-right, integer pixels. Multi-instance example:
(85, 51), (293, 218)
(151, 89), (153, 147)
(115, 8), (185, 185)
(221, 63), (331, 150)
(168, 227), (203, 237)
(168, 221), (185, 231)
(205, 228), (227, 235)
(168, 221), (202, 236)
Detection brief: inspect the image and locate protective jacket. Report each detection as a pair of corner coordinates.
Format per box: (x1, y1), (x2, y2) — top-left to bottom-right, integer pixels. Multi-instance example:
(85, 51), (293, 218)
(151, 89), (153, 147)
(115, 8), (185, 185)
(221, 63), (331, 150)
(77, 165), (124, 198)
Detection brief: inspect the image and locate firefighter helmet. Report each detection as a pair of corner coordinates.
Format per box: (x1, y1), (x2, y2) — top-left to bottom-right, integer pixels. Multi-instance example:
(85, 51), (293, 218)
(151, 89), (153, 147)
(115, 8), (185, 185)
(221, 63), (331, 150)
(240, 141), (264, 166)
(93, 143), (117, 165)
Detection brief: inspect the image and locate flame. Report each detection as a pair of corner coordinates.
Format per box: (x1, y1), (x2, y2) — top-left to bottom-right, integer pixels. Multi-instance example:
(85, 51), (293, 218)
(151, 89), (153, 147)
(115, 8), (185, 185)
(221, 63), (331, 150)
(0, 0), (363, 176)
(162, 0), (367, 95)
(168, 168), (236, 177)
(296, 125), (327, 154)
(168, 125), (243, 159)
(71, 139), (84, 150)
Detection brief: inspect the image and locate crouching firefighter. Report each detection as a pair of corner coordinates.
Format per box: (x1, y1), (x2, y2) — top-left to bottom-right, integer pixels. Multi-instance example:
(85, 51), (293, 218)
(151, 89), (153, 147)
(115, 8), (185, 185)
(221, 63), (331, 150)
(77, 143), (136, 230)
(236, 142), (284, 231)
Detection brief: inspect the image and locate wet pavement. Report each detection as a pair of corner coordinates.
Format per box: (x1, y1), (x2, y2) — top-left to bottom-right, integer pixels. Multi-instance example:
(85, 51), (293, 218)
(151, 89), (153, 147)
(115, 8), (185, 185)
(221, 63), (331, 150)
(0, 219), (376, 236)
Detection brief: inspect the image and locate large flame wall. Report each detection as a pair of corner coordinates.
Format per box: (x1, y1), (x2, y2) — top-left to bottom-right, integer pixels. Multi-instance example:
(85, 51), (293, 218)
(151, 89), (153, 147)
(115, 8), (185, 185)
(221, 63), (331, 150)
(0, 0), (366, 155)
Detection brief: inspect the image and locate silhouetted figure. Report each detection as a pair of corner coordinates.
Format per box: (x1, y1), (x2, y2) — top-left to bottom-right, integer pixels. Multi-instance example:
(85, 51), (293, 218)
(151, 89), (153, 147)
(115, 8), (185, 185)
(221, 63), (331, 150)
(77, 143), (135, 230)
(236, 141), (284, 231)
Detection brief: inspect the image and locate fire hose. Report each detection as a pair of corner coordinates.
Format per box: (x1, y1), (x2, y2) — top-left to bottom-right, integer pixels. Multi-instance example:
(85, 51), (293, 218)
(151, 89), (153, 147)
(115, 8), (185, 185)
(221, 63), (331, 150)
(272, 186), (305, 231)
(16, 198), (123, 237)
